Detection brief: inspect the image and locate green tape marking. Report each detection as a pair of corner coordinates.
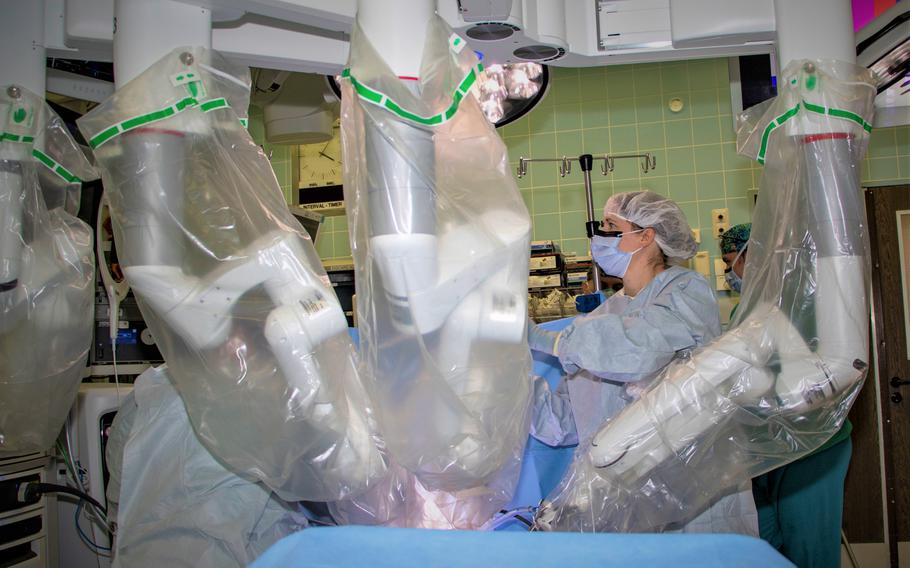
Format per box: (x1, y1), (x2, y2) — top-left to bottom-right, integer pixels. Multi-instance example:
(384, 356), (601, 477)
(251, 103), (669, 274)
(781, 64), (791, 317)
(802, 100), (873, 133)
(755, 100), (873, 164)
(757, 103), (800, 164)
(199, 98), (229, 112)
(342, 63), (482, 127)
(89, 96), (233, 149)
(32, 149), (81, 183)
(0, 132), (35, 144)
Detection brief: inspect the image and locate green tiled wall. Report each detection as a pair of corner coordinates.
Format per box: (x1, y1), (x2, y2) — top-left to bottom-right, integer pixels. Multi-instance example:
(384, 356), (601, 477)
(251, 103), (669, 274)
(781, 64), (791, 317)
(503, 60), (910, 270)
(314, 215), (351, 259)
(502, 60), (754, 262)
(249, 106), (352, 259)
(250, 63), (910, 267)
(863, 125), (910, 185)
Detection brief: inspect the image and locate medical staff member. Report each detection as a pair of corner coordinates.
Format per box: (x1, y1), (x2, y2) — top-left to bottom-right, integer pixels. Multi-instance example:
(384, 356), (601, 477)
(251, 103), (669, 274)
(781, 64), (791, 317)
(721, 223), (852, 568)
(529, 190), (721, 441)
(721, 222), (749, 295)
(528, 191), (757, 534)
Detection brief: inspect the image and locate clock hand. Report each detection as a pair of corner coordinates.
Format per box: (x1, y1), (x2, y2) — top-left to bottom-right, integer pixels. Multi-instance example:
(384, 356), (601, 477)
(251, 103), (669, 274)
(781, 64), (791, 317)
(319, 151), (339, 163)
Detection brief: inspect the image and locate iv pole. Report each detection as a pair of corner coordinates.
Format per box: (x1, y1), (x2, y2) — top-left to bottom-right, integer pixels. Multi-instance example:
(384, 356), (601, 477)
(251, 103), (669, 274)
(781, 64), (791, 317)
(517, 152), (658, 294)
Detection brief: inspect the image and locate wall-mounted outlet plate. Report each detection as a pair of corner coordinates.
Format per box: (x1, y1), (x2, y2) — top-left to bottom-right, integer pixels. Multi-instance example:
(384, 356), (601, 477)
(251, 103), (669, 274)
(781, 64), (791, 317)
(713, 222), (730, 239)
(693, 251), (710, 277)
(711, 208), (729, 224)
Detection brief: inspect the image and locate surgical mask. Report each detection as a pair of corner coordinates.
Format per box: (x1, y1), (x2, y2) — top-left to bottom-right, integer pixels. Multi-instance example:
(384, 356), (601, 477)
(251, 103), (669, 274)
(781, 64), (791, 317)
(591, 230), (644, 278)
(724, 247), (746, 293)
(725, 269), (743, 293)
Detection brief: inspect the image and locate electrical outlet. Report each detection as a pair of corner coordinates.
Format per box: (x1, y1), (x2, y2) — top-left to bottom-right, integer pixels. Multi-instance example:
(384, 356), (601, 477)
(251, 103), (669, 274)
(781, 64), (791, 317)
(711, 208), (729, 224)
(713, 222), (730, 239)
(711, 208), (730, 239)
(692, 229), (701, 243)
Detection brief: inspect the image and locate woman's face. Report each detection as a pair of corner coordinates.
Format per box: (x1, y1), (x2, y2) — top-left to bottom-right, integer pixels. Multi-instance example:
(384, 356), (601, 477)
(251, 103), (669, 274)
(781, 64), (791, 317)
(602, 213), (647, 254)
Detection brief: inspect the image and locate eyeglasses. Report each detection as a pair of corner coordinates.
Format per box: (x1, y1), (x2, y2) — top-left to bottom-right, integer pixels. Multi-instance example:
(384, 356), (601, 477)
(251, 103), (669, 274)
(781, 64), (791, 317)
(592, 220), (643, 239)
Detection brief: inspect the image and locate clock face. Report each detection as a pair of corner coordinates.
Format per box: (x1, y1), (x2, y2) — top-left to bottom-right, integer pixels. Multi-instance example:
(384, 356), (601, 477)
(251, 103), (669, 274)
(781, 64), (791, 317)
(298, 122), (342, 188)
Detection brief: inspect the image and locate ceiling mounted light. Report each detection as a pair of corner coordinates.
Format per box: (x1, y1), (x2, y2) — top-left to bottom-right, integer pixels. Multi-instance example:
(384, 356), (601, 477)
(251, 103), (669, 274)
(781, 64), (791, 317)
(473, 62), (548, 127)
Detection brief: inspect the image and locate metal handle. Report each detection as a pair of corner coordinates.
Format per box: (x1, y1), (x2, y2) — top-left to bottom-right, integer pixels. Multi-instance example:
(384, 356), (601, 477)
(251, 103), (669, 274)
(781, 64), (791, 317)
(890, 376), (910, 388)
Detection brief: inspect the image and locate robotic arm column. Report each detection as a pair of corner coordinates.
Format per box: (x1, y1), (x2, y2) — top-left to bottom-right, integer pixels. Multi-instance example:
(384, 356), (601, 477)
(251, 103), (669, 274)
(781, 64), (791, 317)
(0, 0), (46, 299)
(334, 2), (533, 526)
(110, 0), (211, 267)
(1, 2), (96, 456)
(79, 0), (388, 500)
(534, 0), (873, 532)
(359, 0), (439, 325)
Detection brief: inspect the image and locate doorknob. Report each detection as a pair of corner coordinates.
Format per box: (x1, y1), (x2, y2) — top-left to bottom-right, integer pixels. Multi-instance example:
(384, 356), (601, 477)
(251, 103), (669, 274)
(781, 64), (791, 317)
(890, 376), (910, 388)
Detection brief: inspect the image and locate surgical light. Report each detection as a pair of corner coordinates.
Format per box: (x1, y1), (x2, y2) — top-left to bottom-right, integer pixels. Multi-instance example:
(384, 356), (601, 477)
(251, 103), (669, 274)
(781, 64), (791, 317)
(480, 98), (505, 123)
(474, 62), (547, 126)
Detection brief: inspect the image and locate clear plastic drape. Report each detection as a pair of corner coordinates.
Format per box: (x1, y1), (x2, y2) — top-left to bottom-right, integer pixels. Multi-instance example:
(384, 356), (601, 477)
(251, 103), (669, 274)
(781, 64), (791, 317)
(0, 86), (95, 455)
(105, 366), (309, 567)
(330, 17), (534, 528)
(536, 60), (874, 532)
(77, 47), (386, 501)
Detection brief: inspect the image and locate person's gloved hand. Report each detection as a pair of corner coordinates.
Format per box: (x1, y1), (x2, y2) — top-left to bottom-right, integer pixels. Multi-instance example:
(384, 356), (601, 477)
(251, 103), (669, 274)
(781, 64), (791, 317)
(528, 320), (560, 355)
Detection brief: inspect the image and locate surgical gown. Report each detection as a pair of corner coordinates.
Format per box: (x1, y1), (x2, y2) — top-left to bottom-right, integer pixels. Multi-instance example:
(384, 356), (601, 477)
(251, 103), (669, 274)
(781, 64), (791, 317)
(105, 367), (309, 567)
(536, 266), (759, 535)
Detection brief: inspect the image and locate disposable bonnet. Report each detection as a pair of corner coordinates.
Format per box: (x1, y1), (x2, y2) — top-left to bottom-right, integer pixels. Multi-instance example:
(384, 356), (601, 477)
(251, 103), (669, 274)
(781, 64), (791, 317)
(603, 191), (698, 261)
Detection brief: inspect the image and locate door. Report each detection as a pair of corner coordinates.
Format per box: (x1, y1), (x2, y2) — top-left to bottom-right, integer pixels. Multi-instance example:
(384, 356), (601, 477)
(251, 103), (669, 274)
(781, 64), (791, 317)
(862, 184), (910, 567)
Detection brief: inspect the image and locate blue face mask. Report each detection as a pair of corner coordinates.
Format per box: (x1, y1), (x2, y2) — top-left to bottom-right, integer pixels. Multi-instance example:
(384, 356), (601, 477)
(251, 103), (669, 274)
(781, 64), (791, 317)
(591, 230), (643, 278)
(725, 269), (742, 293)
(724, 247), (746, 293)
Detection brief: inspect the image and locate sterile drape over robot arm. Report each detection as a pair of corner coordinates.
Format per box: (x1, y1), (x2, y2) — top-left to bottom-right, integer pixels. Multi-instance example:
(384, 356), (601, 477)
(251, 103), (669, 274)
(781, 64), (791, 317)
(0, 85), (96, 456)
(329, 16), (534, 528)
(535, 59), (874, 533)
(77, 47), (386, 502)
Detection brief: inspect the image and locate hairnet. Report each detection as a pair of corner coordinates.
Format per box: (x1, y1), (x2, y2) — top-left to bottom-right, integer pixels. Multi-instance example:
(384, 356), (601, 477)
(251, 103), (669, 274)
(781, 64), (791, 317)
(603, 191), (698, 260)
(720, 223), (752, 254)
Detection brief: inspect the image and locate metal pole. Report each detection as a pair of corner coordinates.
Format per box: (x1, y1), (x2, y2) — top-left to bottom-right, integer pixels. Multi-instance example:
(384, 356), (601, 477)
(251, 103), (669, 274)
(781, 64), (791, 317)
(579, 153), (601, 293)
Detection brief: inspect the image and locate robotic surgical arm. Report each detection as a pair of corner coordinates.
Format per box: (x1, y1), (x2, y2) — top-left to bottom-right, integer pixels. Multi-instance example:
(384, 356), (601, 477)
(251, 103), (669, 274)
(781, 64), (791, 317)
(345, 13), (533, 493)
(127, 231), (351, 397)
(1, 85), (96, 457)
(0, 88), (94, 335)
(78, 47), (385, 500)
(535, 60), (872, 532)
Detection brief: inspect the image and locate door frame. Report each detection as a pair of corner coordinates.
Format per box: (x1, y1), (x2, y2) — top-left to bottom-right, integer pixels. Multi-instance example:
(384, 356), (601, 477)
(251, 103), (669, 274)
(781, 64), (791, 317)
(864, 182), (910, 566)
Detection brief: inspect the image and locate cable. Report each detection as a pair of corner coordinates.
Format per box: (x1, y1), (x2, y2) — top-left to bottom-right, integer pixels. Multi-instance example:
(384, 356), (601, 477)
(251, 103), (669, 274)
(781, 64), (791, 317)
(107, 282), (122, 402)
(57, 436), (111, 531)
(513, 514), (534, 528)
(480, 507), (536, 531)
(75, 500), (112, 556)
(21, 482), (107, 516)
(112, 330), (121, 402)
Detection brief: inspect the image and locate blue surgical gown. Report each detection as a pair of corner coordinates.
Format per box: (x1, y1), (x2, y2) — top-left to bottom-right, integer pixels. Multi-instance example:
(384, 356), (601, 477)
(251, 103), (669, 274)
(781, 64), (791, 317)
(534, 266), (759, 535)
